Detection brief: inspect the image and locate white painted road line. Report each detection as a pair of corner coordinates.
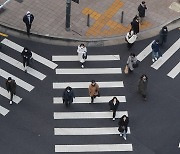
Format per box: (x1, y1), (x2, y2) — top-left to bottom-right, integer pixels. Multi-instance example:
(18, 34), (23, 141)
(54, 111), (128, 119)
(55, 144), (133, 152)
(0, 105), (9, 116)
(151, 38), (180, 70)
(0, 52), (46, 80)
(56, 68), (122, 74)
(178, 143), (180, 148)
(54, 127), (130, 135)
(1, 38), (58, 69)
(167, 62), (180, 79)
(52, 55), (120, 61)
(0, 87), (22, 104)
(137, 41), (153, 62)
(0, 69), (34, 92)
(53, 81), (124, 89)
(53, 96), (126, 104)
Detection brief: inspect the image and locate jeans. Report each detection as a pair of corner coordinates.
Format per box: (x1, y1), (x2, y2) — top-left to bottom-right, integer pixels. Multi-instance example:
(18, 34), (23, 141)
(120, 129), (127, 138)
(152, 51), (159, 60)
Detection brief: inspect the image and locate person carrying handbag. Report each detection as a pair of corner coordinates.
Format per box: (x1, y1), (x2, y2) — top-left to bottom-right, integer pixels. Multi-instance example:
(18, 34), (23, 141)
(77, 43), (87, 68)
(126, 53), (138, 72)
(88, 80), (100, 103)
(125, 30), (137, 50)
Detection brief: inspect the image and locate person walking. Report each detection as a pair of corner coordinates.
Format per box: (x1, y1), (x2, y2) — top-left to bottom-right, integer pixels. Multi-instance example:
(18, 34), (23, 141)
(125, 29), (137, 50)
(138, 1), (147, 24)
(118, 115), (129, 140)
(108, 97), (120, 121)
(21, 47), (32, 72)
(126, 53), (138, 72)
(62, 86), (75, 107)
(131, 15), (139, 34)
(159, 26), (168, 46)
(23, 11), (34, 36)
(77, 43), (87, 68)
(88, 80), (100, 103)
(151, 39), (161, 62)
(5, 77), (16, 105)
(138, 74), (148, 101)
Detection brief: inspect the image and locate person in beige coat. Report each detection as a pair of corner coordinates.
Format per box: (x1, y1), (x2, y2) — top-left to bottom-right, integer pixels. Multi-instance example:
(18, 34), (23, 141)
(88, 80), (100, 103)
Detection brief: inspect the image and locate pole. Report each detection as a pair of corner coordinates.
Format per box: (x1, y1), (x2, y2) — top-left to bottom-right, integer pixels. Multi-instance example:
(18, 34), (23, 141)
(65, 0), (71, 31)
(87, 14), (90, 27)
(121, 11), (124, 23)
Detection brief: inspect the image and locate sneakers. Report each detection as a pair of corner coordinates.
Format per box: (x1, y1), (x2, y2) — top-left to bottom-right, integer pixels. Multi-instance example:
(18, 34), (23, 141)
(9, 101), (12, 105)
(112, 118), (115, 121)
(155, 57), (158, 61)
(123, 136), (127, 140)
(81, 65), (84, 68)
(119, 133), (122, 136)
(152, 58), (155, 62)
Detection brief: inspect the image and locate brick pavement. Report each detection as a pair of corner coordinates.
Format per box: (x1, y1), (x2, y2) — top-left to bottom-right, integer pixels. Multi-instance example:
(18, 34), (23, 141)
(0, 0), (179, 40)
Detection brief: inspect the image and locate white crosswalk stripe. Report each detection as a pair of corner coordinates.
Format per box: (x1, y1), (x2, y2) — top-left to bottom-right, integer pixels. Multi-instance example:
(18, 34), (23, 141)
(0, 105), (9, 116)
(167, 62), (180, 79)
(54, 127), (130, 135)
(1, 38), (58, 69)
(0, 52), (46, 80)
(53, 96), (126, 104)
(179, 143), (180, 148)
(55, 144), (133, 152)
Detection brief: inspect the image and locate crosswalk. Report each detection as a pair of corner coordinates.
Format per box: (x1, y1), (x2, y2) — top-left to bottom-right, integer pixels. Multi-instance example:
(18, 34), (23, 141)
(137, 37), (180, 79)
(52, 54), (133, 153)
(0, 38), (58, 116)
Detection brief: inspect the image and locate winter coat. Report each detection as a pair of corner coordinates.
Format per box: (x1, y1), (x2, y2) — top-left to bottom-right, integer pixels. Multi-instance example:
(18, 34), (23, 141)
(6, 80), (16, 94)
(131, 19), (139, 34)
(138, 4), (147, 17)
(77, 45), (87, 63)
(21, 48), (32, 60)
(118, 116), (129, 133)
(127, 56), (137, 71)
(109, 99), (119, 111)
(151, 41), (160, 53)
(138, 79), (148, 96)
(125, 30), (137, 44)
(62, 87), (75, 102)
(159, 28), (168, 44)
(23, 13), (34, 25)
(89, 83), (99, 97)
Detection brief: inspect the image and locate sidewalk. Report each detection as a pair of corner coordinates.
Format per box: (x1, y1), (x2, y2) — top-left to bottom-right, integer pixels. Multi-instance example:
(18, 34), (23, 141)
(0, 0), (179, 43)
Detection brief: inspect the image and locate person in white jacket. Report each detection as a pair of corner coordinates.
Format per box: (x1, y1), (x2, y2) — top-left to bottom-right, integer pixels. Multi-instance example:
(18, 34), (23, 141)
(77, 44), (87, 68)
(125, 30), (137, 50)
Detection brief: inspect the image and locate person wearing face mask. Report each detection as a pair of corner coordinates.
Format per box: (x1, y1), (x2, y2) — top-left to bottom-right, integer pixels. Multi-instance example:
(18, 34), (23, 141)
(138, 74), (148, 101)
(108, 97), (120, 121)
(77, 43), (87, 68)
(118, 115), (129, 140)
(23, 11), (34, 36)
(21, 47), (32, 72)
(62, 86), (75, 107)
(88, 80), (100, 103)
(126, 53), (138, 72)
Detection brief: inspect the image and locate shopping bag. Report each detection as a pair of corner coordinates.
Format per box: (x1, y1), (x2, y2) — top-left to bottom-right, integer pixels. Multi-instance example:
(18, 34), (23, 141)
(124, 65), (129, 74)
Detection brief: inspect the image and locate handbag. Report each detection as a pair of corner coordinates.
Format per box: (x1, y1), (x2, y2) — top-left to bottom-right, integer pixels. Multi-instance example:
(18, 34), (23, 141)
(124, 65), (129, 74)
(82, 53), (87, 59)
(133, 62), (139, 68)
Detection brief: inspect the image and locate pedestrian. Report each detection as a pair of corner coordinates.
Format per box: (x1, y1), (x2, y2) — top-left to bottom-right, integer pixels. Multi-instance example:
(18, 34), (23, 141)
(108, 97), (120, 121)
(131, 15), (139, 34)
(21, 47), (32, 72)
(125, 29), (137, 50)
(151, 39), (161, 62)
(159, 26), (168, 46)
(5, 77), (16, 105)
(62, 86), (75, 108)
(138, 1), (147, 24)
(118, 115), (129, 140)
(138, 74), (148, 101)
(126, 53), (138, 72)
(23, 11), (34, 36)
(88, 80), (100, 103)
(77, 43), (87, 68)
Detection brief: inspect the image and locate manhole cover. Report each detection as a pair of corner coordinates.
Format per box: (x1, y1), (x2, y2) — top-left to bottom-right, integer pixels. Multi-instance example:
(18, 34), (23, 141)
(169, 2), (180, 12)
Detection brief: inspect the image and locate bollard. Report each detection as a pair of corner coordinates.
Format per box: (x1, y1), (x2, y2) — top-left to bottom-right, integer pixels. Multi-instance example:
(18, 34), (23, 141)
(121, 11), (124, 23)
(87, 14), (90, 27)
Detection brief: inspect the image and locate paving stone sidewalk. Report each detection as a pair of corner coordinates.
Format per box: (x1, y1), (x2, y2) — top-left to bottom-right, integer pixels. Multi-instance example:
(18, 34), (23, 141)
(0, 0), (179, 40)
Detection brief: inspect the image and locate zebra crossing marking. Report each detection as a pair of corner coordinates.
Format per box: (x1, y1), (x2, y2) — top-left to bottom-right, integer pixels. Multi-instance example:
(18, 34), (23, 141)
(151, 38), (180, 70)
(55, 144), (133, 152)
(0, 87), (22, 104)
(52, 55), (120, 61)
(0, 68), (34, 92)
(167, 62), (180, 79)
(1, 38), (58, 69)
(53, 96), (126, 104)
(53, 81), (124, 89)
(54, 111), (128, 119)
(178, 143), (180, 148)
(56, 68), (122, 74)
(0, 105), (9, 116)
(54, 127), (130, 135)
(0, 52), (46, 80)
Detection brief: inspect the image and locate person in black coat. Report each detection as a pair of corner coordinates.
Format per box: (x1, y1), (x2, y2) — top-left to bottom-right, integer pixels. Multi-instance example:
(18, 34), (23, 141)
(118, 115), (129, 140)
(109, 97), (119, 121)
(138, 1), (147, 24)
(62, 86), (75, 107)
(23, 11), (34, 36)
(21, 47), (32, 72)
(138, 74), (148, 101)
(6, 77), (16, 105)
(131, 15), (139, 34)
(159, 26), (168, 46)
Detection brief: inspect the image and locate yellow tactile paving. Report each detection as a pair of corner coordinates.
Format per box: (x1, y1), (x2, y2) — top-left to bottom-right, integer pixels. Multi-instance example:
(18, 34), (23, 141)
(82, 0), (152, 37)
(0, 32), (8, 37)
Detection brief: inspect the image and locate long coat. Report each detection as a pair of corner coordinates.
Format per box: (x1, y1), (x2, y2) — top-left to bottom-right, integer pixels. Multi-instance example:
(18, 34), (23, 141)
(159, 28), (168, 45)
(125, 30), (137, 44)
(77, 45), (87, 63)
(118, 116), (129, 133)
(138, 4), (147, 17)
(89, 83), (99, 97)
(131, 19), (139, 34)
(138, 79), (148, 96)
(6, 80), (16, 94)
(127, 55), (137, 71)
(21, 48), (32, 61)
(109, 99), (119, 111)
(62, 87), (75, 103)
(23, 13), (34, 26)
